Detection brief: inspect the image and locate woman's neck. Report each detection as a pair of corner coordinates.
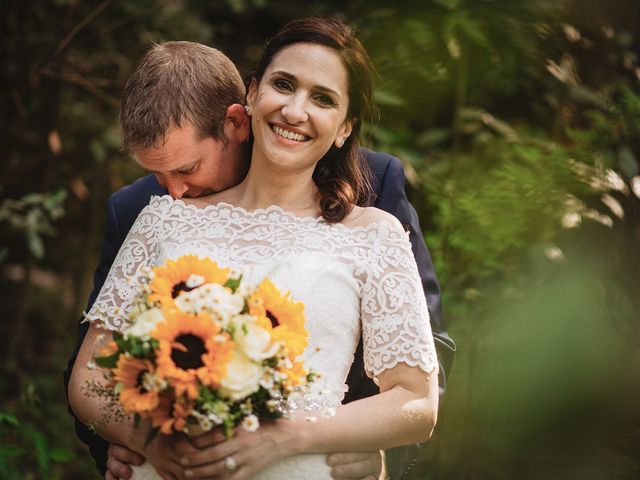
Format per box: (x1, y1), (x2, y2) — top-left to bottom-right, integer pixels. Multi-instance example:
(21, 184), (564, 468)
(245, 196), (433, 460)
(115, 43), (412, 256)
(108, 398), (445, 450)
(229, 159), (321, 216)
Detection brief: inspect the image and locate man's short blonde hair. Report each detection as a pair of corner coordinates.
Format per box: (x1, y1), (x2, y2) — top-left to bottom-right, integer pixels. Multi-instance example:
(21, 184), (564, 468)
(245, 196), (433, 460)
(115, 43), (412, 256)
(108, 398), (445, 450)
(120, 41), (245, 152)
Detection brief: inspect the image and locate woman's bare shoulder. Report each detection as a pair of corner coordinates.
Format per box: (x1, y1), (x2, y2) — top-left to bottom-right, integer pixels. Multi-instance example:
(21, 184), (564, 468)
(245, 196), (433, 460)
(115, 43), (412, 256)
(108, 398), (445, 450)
(341, 206), (402, 230)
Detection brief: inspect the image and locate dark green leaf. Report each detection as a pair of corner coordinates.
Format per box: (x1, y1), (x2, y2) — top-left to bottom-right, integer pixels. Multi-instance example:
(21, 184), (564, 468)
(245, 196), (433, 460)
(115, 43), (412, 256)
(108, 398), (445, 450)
(95, 352), (120, 369)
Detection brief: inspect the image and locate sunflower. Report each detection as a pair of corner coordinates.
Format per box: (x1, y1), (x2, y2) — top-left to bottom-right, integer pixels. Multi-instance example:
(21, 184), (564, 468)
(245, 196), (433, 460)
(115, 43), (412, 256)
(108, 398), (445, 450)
(113, 356), (163, 414)
(248, 279), (308, 358)
(154, 311), (233, 399)
(149, 393), (192, 434)
(148, 255), (230, 311)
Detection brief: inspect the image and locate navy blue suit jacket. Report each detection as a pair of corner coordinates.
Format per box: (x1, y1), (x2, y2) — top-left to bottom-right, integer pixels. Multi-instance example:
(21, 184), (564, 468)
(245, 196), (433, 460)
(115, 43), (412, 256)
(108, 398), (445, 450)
(64, 148), (455, 478)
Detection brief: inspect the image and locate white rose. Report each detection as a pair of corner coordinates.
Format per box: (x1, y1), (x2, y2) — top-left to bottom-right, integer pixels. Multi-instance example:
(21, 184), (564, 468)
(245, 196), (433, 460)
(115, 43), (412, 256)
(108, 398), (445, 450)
(235, 320), (280, 361)
(125, 307), (164, 337)
(173, 284), (244, 322)
(219, 350), (263, 401)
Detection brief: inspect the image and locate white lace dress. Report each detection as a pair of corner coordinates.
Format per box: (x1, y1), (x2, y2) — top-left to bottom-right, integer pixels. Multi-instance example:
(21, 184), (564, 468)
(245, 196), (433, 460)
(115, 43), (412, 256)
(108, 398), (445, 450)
(86, 195), (438, 480)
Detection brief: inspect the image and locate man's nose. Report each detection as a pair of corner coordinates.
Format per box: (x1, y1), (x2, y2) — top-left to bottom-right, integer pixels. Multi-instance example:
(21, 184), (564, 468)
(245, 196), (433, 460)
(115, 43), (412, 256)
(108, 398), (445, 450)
(281, 94), (308, 124)
(162, 176), (190, 199)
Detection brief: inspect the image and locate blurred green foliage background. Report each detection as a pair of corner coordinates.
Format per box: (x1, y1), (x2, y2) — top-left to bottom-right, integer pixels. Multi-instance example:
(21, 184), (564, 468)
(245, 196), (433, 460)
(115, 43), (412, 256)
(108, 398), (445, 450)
(1, 0), (639, 478)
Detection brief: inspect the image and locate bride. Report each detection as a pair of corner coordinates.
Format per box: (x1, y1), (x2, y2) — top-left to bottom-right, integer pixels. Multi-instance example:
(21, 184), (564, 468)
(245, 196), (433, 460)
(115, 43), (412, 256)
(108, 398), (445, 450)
(69, 17), (438, 480)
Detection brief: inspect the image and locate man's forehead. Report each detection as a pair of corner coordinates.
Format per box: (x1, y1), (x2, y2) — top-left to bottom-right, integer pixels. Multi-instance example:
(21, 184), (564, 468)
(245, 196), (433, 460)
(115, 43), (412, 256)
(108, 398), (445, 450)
(134, 147), (199, 173)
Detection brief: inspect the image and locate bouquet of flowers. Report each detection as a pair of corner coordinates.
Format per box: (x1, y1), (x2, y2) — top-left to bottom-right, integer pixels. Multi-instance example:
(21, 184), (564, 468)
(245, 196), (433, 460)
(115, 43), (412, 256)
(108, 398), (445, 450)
(90, 254), (314, 442)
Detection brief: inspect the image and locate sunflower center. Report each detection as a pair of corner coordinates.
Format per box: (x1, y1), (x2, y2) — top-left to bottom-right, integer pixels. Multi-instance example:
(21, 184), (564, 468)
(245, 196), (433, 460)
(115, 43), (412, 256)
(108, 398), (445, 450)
(171, 334), (206, 370)
(172, 281), (197, 298)
(266, 310), (279, 328)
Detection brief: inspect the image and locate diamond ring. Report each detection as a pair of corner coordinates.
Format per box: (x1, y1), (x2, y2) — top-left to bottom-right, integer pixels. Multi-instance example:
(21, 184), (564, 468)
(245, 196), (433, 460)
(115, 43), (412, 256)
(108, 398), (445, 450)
(224, 455), (237, 471)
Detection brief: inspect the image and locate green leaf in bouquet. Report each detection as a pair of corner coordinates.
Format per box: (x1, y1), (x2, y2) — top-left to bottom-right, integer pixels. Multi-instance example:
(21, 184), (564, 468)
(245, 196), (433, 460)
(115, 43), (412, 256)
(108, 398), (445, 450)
(95, 352), (120, 369)
(223, 419), (235, 439)
(224, 275), (242, 293)
(143, 427), (160, 447)
(113, 331), (127, 351)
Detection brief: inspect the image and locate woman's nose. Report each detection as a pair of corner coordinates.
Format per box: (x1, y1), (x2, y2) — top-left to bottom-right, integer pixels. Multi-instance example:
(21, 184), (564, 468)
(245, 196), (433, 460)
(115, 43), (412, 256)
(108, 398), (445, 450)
(281, 94), (308, 123)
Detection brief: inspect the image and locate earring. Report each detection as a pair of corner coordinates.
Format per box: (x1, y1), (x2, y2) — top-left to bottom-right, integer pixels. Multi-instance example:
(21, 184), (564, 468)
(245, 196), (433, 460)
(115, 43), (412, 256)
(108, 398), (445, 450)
(244, 105), (251, 115)
(336, 138), (345, 148)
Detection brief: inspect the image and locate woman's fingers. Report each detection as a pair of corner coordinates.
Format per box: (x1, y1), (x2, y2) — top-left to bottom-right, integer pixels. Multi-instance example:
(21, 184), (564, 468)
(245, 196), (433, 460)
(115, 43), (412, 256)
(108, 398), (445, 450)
(180, 440), (239, 468)
(189, 429), (228, 449)
(183, 451), (246, 479)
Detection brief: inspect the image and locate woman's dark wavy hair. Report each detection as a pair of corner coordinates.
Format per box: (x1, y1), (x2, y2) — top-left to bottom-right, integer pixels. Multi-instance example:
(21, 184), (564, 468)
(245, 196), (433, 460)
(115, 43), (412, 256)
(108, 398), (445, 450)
(250, 17), (378, 222)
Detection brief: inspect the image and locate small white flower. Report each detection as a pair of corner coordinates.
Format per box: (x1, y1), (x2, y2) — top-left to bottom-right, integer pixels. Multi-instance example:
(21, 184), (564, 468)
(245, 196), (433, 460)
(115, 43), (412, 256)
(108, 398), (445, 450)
(241, 414), (260, 432)
(124, 307), (164, 337)
(260, 376), (275, 390)
(198, 416), (213, 432)
(141, 372), (168, 393)
(185, 274), (206, 289)
(86, 359), (97, 370)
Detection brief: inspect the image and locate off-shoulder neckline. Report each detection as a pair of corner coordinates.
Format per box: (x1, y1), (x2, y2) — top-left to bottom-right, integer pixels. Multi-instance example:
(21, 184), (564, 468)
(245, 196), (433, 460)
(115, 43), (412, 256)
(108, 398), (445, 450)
(147, 195), (404, 235)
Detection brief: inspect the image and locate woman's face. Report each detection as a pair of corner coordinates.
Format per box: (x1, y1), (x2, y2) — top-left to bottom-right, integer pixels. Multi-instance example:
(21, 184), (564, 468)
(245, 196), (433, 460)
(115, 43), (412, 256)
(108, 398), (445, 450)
(246, 42), (354, 173)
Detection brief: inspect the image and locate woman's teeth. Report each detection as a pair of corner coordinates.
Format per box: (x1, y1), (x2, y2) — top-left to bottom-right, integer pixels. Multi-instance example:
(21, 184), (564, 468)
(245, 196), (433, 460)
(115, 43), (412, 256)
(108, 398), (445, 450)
(272, 125), (308, 142)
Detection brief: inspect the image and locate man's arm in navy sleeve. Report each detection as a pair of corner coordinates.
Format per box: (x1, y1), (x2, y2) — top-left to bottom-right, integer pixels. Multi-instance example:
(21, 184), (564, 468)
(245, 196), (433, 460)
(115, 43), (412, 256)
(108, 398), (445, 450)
(63, 193), (123, 475)
(367, 150), (456, 479)
(62, 174), (165, 474)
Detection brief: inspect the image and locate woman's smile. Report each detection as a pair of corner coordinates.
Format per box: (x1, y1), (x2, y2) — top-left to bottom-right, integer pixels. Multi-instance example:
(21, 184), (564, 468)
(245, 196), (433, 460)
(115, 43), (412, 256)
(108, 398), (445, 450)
(270, 123), (311, 143)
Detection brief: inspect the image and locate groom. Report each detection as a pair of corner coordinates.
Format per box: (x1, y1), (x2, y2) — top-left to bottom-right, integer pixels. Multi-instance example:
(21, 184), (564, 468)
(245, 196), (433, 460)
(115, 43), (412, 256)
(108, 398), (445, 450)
(64, 41), (454, 480)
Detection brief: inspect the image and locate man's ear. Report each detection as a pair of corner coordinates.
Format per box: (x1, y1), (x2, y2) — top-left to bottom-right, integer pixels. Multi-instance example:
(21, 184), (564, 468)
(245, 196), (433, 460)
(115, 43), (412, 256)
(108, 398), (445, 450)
(225, 103), (251, 142)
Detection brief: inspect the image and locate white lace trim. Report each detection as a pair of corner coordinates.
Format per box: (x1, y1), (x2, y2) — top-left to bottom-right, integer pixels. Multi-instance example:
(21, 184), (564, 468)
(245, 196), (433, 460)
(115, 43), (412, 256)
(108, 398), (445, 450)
(86, 195), (438, 378)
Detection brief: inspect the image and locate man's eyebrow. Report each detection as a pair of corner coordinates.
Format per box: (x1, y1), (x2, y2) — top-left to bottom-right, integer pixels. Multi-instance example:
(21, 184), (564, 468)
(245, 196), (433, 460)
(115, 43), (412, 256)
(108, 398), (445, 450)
(270, 70), (341, 98)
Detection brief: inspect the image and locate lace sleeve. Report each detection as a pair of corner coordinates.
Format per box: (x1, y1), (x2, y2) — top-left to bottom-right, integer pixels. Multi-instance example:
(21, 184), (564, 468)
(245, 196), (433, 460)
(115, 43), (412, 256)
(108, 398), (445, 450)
(360, 221), (438, 378)
(83, 203), (163, 331)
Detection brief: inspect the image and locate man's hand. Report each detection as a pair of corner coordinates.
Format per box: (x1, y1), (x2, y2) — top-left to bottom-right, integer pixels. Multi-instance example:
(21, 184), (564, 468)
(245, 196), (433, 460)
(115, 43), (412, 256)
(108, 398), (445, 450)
(326, 451), (384, 480)
(105, 443), (145, 480)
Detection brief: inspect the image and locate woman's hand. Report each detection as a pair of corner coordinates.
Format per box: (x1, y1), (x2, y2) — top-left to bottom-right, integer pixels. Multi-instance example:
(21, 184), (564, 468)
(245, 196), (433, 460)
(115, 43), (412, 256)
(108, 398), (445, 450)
(179, 420), (300, 479)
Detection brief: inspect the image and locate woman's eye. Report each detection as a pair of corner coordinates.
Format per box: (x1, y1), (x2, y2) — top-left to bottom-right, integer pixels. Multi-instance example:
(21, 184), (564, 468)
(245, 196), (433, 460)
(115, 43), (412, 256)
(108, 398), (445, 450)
(273, 79), (293, 92)
(315, 94), (336, 107)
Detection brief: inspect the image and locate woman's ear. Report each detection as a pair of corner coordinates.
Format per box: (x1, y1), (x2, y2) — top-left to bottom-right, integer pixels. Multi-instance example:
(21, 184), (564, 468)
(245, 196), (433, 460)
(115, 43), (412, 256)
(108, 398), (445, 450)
(335, 118), (355, 148)
(245, 77), (259, 114)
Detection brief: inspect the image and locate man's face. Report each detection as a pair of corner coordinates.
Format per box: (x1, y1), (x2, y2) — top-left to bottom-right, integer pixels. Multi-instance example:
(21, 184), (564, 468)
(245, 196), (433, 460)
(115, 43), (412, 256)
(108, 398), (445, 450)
(134, 123), (248, 199)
